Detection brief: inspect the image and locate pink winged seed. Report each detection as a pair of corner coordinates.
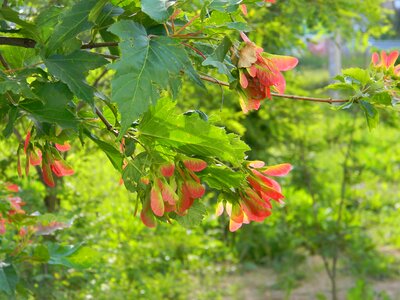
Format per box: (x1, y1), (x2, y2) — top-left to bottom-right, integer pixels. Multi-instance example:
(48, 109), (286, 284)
(268, 54), (299, 71)
(178, 184), (195, 214)
(248, 160), (265, 168)
(184, 181), (205, 199)
(51, 160), (74, 177)
(240, 71), (249, 88)
(386, 51), (399, 67)
(161, 183), (178, 205)
(229, 219), (242, 232)
(216, 202), (224, 216)
(29, 149), (42, 166)
(42, 162), (55, 187)
(5, 183), (19, 193)
(183, 158), (207, 172)
(150, 186), (165, 217)
(24, 131), (31, 154)
(230, 204), (244, 223)
(55, 143), (71, 152)
(141, 208), (157, 228)
(262, 163), (292, 176)
(372, 52), (380, 66)
(239, 97), (261, 113)
(160, 163), (175, 177)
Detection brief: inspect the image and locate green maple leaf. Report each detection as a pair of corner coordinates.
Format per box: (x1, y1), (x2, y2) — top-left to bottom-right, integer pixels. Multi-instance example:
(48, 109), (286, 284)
(45, 0), (99, 54)
(141, 0), (174, 23)
(202, 36), (234, 77)
(108, 20), (204, 135)
(175, 201), (207, 228)
(0, 264), (18, 296)
(45, 50), (108, 104)
(0, 75), (36, 99)
(138, 98), (250, 167)
(19, 82), (78, 129)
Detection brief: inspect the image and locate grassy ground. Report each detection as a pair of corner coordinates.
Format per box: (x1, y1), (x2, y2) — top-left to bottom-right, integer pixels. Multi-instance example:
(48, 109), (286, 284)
(221, 251), (400, 300)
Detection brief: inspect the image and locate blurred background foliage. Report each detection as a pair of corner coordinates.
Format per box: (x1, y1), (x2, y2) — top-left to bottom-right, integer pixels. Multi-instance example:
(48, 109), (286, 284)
(1, 0), (400, 299)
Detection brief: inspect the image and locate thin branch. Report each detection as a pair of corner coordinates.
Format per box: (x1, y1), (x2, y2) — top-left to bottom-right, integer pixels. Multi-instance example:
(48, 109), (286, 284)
(90, 70), (119, 137)
(0, 52), (10, 70)
(163, 23), (170, 36)
(199, 74), (230, 86)
(174, 15), (200, 35)
(0, 37), (118, 49)
(270, 93), (348, 104)
(94, 106), (117, 135)
(3, 61), (43, 73)
(97, 53), (119, 60)
(170, 33), (214, 40)
(0, 36), (36, 48)
(169, 9), (181, 34)
(199, 74), (349, 104)
(80, 42), (119, 49)
(93, 69), (109, 87)
(181, 42), (206, 59)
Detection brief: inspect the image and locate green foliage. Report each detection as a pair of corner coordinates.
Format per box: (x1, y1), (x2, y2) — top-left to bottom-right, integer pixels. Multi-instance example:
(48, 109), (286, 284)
(20, 82), (77, 129)
(328, 64), (399, 130)
(347, 280), (376, 300)
(138, 98), (249, 166)
(45, 0), (99, 54)
(141, 0), (173, 23)
(47, 243), (99, 270)
(202, 36), (234, 77)
(109, 20), (203, 134)
(0, 0), (399, 298)
(175, 201), (207, 228)
(86, 132), (123, 171)
(44, 51), (108, 104)
(0, 264), (18, 296)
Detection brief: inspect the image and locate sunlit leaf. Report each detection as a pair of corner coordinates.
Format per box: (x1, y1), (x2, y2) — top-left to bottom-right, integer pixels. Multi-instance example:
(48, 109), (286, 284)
(108, 20), (204, 135)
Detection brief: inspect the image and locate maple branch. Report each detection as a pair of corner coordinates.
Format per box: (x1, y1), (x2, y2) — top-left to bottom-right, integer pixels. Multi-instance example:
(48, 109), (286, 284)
(270, 93), (348, 104)
(199, 74), (229, 86)
(199, 75), (349, 104)
(80, 42), (119, 49)
(0, 37), (119, 49)
(94, 106), (117, 136)
(0, 37), (349, 105)
(0, 36), (36, 48)
(90, 71), (119, 137)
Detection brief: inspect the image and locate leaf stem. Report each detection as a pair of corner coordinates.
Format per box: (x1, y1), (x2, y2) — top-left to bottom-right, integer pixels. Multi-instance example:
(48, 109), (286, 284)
(0, 52), (10, 69)
(97, 53), (119, 60)
(2, 61), (43, 73)
(163, 23), (170, 36)
(174, 15), (200, 35)
(181, 42), (206, 59)
(80, 42), (119, 49)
